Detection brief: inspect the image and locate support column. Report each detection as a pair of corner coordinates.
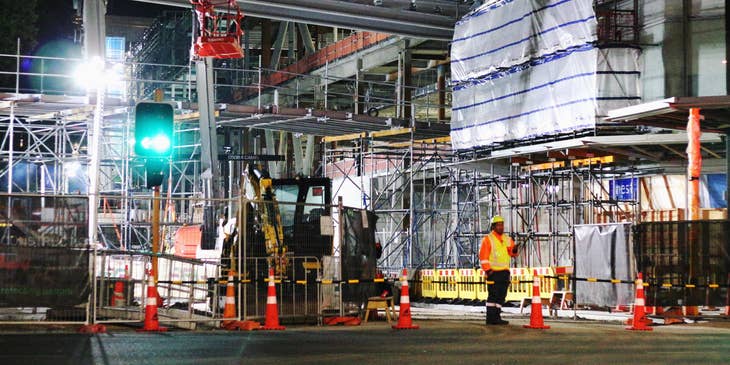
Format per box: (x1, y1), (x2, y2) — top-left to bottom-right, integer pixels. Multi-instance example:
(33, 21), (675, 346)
(261, 20), (272, 71)
(403, 43), (413, 121)
(265, 130), (277, 177)
(297, 23), (315, 55)
(278, 131), (288, 178)
(292, 134), (304, 174)
(686, 107), (702, 316)
(243, 19), (251, 84)
(196, 57), (219, 195)
(270, 22), (289, 71)
(687, 108), (702, 221)
(303, 135), (315, 177)
(437, 64), (446, 122)
(83, 0), (106, 329)
(355, 58), (364, 114)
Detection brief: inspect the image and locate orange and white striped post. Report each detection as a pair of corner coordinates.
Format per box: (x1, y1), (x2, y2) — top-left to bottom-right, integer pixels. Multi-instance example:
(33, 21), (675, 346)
(626, 272), (652, 331)
(523, 270), (550, 329)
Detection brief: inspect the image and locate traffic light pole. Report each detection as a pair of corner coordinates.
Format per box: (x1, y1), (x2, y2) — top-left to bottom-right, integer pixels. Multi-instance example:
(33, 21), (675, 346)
(152, 185), (161, 282)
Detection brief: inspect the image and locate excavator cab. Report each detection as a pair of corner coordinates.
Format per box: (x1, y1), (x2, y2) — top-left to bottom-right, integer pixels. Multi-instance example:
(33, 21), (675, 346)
(241, 165), (332, 275)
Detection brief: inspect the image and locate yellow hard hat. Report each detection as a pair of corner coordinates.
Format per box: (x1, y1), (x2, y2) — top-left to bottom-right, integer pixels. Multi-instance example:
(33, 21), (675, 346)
(491, 215), (504, 224)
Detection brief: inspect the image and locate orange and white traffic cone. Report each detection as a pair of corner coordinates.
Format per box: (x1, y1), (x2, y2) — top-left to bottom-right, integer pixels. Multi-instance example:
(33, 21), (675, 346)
(626, 272), (652, 331)
(111, 265), (127, 307)
(524, 270), (550, 329)
(221, 269), (261, 331)
(259, 267), (285, 330)
(393, 268), (419, 330)
(112, 281), (125, 307)
(222, 269), (237, 325)
(137, 271), (167, 332)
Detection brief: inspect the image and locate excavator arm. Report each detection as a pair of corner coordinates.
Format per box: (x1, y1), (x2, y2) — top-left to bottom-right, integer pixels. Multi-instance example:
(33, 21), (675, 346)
(243, 164), (287, 274)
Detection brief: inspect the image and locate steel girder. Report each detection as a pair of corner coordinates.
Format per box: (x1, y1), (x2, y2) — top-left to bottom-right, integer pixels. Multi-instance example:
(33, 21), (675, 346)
(132, 0), (457, 41)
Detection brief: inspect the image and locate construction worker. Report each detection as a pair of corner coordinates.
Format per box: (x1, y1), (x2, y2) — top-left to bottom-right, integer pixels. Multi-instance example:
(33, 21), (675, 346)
(479, 215), (519, 325)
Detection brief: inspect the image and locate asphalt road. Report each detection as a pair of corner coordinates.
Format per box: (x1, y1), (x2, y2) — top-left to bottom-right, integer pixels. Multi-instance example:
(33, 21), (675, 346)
(2, 320), (730, 365)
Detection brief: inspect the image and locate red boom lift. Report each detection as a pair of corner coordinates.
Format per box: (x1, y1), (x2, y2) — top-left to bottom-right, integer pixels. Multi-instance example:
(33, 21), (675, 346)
(190, 0), (244, 59)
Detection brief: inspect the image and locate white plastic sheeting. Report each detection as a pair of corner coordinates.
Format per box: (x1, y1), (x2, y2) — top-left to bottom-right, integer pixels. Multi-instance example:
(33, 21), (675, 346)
(451, 44), (599, 150)
(451, 0), (597, 83)
(574, 223), (634, 307)
(450, 0), (641, 151)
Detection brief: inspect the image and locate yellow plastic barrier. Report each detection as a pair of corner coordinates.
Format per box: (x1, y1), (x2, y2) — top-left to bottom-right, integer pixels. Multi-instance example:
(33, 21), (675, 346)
(476, 269), (489, 301)
(457, 269), (478, 301)
(435, 269), (459, 300)
(533, 267), (556, 299)
(420, 269), (437, 298)
(505, 267), (532, 302)
(421, 266), (564, 303)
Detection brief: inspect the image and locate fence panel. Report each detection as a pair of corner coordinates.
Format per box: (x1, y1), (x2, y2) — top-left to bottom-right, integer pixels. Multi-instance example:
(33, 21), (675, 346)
(0, 194), (90, 325)
(241, 256), (321, 324)
(636, 220), (730, 307)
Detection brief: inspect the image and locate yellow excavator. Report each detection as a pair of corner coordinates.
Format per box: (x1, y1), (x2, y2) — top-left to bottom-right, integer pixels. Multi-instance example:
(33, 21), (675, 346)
(242, 164), (287, 274)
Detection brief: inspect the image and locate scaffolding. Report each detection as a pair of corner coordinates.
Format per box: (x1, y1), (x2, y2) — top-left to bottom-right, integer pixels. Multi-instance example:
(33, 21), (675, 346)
(323, 135), (645, 272)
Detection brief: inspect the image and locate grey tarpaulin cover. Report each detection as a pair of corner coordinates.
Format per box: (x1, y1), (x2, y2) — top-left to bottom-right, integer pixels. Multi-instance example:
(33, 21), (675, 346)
(574, 223), (634, 307)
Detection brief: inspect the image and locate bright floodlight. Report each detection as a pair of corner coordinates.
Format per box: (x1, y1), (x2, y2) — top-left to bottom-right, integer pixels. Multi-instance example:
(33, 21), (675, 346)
(74, 57), (118, 90)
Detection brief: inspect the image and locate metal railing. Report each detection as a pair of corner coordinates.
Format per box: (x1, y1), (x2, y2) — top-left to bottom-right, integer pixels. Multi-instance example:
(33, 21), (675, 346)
(94, 250), (222, 327)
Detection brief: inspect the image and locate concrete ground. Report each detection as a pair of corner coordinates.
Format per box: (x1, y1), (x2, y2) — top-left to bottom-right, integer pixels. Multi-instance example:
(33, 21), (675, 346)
(1, 316), (729, 365)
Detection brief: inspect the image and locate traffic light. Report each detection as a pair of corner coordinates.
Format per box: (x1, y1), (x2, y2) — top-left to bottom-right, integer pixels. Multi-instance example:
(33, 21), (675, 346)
(134, 102), (174, 158)
(135, 102), (174, 188)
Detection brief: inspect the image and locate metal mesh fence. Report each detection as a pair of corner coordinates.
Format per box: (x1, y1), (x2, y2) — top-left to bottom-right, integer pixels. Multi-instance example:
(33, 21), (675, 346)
(635, 220), (730, 307)
(0, 194), (90, 323)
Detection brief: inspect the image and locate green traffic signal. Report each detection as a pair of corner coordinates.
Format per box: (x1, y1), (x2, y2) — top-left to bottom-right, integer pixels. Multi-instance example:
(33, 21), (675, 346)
(134, 102), (174, 157)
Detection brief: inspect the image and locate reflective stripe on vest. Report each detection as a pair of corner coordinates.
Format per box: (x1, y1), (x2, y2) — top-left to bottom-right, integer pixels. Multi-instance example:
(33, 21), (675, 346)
(488, 233), (510, 271)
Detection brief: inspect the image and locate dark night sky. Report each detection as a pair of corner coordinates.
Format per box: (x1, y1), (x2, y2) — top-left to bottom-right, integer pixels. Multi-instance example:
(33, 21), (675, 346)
(106, 0), (175, 17)
(36, 0), (174, 45)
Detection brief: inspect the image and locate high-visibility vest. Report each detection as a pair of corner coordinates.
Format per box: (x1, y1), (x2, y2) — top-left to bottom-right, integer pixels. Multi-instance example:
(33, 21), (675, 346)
(479, 232), (514, 271)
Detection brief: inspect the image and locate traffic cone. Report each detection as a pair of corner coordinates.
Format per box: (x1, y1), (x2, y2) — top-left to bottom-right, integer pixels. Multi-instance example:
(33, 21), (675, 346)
(524, 270), (550, 329)
(137, 271), (167, 332)
(222, 269), (237, 324)
(392, 268), (419, 330)
(111, 265), (127, 307)
(111, 280), (125, 307)
(259, 267), (285, 330)
(626, 272), (652, 331)
(221, 269), (261, 331)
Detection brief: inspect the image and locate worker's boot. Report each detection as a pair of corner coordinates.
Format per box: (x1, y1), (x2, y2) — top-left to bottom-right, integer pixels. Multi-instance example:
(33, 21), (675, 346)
(486, 306), (500, 325)
(495, 307), (509, 325)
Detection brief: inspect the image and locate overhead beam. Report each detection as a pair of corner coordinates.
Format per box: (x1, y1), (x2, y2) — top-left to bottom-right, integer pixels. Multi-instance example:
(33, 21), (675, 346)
(132, 0), (455, 41)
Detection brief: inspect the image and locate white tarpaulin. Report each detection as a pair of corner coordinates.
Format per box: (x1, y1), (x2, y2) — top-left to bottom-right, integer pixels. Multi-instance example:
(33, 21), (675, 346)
(450, 0), (640, 151)
(451, 44), (598, 150)
(574, 224), (634, 307)
(451, 0), (597, 83)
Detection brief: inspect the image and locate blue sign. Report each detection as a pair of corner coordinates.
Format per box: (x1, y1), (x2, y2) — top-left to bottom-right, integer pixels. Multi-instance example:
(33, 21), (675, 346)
(610, 178), (638, 201)
(706, 174), (727, 208)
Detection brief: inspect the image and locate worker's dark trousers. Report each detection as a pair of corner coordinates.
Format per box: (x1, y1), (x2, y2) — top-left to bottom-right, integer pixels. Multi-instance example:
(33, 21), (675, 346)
(486, 270), (510, 323)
